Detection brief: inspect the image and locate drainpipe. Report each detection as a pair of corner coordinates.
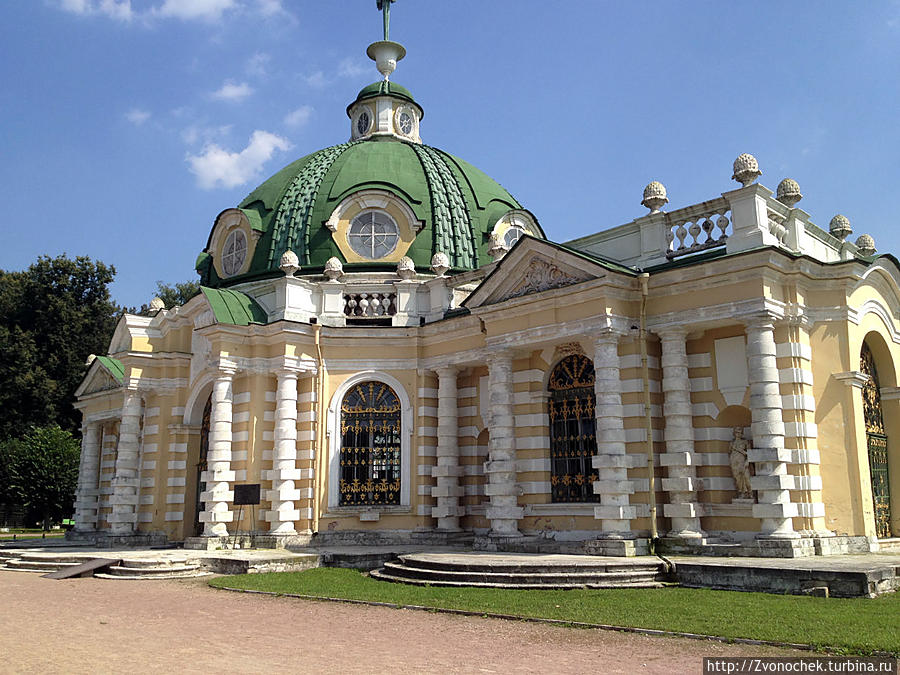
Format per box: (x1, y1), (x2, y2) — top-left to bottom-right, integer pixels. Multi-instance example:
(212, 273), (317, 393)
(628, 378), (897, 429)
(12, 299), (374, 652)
(639, 272), (659, 552)
(312, 323), (326, 536)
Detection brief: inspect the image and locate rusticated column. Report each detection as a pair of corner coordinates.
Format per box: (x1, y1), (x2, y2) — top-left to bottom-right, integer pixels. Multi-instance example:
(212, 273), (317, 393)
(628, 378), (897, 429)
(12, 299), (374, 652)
(73, 422), (102, 532)
(201, 369), (236, 537)
(109, 390), (143, 535)
(746, 315), (798, 538)
(431, 366), (464, 530)
(484, 350), (523, 535)
(266, 369), (302, 535)
(659, 327), (704, 539)
(591, 330), (636, 535)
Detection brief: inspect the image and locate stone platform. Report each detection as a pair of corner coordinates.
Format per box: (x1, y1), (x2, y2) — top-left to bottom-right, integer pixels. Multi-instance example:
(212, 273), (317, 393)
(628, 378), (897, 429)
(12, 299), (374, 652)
(3, 539), (898, 597)
(371, 552), (669, 589)
(669, 553), (900, 598)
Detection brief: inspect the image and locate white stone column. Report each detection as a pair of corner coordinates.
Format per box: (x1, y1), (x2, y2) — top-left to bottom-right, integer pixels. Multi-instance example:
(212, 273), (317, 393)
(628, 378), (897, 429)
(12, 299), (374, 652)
(591, 331), (635, 535)
(265, 369), (302, 535)
(73, 422), (102, 532)
(746, 315), (798, 538)
(484, 350), (523, 535)
(109, 390), (143, 535)
(431, 366), (464, 531)
(659, 328), (704, 538)
(201, 369), (236, 537)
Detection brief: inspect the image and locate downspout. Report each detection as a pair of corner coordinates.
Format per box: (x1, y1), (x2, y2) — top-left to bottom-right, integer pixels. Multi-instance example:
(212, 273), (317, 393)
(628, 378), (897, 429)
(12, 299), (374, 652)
(312, 323), (326, 536)
(639, 272), (659, 552)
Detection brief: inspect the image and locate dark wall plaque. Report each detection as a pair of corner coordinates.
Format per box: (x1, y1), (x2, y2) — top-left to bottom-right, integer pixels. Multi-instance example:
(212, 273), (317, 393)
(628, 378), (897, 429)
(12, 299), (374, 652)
(233, 483), (261, 506)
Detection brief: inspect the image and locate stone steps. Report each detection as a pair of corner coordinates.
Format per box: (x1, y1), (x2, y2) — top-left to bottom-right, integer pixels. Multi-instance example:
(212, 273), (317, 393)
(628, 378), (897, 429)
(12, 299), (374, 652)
(372, 552), (671, 589)
(2, 553), (89, 573)
(95, 558), (209, 580)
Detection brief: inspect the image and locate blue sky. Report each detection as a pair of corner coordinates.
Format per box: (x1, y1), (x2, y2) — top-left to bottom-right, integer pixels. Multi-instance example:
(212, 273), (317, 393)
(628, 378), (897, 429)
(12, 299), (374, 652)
(3, 1), (900, 309)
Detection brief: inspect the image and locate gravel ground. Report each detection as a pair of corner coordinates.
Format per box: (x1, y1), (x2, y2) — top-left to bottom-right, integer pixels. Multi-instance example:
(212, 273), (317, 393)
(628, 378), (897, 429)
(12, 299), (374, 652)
(0, 570), (804, 674)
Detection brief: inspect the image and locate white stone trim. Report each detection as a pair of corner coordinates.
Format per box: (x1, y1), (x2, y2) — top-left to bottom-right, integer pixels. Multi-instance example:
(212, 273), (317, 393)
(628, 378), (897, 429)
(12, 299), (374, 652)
(326, 370), (413, 509)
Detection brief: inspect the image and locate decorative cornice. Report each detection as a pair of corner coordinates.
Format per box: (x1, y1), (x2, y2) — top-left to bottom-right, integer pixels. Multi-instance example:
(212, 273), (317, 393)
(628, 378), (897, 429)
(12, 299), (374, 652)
(833, 371), (870, 389)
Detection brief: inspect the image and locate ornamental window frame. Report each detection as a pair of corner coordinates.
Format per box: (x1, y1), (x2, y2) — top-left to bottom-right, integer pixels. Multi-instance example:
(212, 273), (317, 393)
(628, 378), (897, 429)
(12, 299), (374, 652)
(326, 189), (424, 264)
(208, 208), (255, 279)
(347, 209), (401, 260)
(327, 371), (413, 510)
(547, 353), (600, 504)
(490, 209), (540, 252)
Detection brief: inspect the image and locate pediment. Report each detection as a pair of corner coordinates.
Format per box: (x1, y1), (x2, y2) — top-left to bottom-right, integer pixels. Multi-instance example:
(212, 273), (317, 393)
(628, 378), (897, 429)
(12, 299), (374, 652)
(75, 357), (125, 398)
(463, 238), (614, 309)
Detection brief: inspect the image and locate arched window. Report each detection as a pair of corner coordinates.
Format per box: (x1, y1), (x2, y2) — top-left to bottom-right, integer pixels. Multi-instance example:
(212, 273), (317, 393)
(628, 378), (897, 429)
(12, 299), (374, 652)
(339, 381), (402, 506)
(548, 354), (599, 503)
(861, 342), (892, 538)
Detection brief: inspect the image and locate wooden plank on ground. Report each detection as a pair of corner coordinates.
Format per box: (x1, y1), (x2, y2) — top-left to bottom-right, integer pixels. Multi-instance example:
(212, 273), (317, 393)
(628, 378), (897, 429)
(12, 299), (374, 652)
(43, 558), (121, 580)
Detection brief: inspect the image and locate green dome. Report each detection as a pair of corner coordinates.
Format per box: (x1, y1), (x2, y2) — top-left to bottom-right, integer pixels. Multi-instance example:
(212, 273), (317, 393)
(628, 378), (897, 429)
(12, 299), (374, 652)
(200, 136), (543, 286)
(353, 81), (417, 107)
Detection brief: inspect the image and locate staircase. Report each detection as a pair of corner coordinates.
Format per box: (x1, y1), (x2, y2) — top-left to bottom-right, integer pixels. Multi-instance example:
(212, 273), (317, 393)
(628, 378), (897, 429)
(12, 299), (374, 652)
(370, 552), (671, 589)
(94, 557), (209, 580)
(2, 552), (90, 573)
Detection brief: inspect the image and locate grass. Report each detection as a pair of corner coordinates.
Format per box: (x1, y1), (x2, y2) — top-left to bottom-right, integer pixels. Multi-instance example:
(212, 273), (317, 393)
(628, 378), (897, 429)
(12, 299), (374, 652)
(209, 568), (900, 656)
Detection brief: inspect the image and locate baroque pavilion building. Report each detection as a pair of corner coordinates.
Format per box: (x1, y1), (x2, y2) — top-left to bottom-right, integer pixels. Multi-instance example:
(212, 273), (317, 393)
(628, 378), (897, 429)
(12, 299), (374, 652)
(71, 5), (897, 557)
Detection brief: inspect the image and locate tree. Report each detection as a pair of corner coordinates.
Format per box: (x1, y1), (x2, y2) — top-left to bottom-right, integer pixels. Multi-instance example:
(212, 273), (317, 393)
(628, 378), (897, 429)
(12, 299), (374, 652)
(5, 426), (80, 529)
(153, 279), (200, 309)
(0, 255), (121, 438)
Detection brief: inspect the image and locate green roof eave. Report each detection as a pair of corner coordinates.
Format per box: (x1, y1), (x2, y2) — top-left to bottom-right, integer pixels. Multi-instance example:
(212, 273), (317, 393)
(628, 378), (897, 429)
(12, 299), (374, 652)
(200, 287), (269, 326)
(240, 208), (264, 233)
(95, 356), (125, 383)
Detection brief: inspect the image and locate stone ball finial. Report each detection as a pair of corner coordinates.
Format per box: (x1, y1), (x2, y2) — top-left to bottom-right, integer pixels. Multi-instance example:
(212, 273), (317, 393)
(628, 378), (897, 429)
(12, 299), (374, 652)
(323, 256), (343, 281)
(86, 354), (97, 366)
(149, 297), (165, 311)
(829, 214), (852, 241)
(855, 233), (876, 256)
(430, 252), (450, 277)
(776, 178), (803, 207)
(279, 249), (300, 276)
(641, 181), (668, 214)
(396, 256), (416, 281)
(732, 153), (762, 187)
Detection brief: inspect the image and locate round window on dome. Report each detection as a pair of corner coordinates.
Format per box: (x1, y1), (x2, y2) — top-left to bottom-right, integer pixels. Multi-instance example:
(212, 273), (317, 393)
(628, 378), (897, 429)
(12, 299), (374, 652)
(356, 110), (371, 137)
(504, 223), (526, 248)
(348, 211), (400, 260)
(222, 229), (247, 277)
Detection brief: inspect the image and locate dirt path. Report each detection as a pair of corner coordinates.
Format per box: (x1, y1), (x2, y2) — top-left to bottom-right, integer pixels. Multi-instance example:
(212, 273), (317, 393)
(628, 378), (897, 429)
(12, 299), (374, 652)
(0, 570), (803, 674)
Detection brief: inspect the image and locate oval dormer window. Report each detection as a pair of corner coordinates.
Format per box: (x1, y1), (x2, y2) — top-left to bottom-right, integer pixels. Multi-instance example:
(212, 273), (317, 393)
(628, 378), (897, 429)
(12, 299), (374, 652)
(504, 223), (526, 248)
(348, 210), (400, 260)
(222, 229), (247, 277)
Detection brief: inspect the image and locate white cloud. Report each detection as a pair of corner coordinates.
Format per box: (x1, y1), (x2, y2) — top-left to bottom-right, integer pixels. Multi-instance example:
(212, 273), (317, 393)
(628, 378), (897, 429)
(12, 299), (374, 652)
(125, 108), (151, 125)
(338, 58), (368, 78)
(256, 0), (285, 17)
(304, 71), (329, 88)
(212, 80), (254, 102)
(154, 0), (236, 21)
(59, 0), (133, 21)
(245, 52), (270, 78)
(181, 124), (232, 146)
(187, 130), (291, 189)
(284, 105), (313, 128)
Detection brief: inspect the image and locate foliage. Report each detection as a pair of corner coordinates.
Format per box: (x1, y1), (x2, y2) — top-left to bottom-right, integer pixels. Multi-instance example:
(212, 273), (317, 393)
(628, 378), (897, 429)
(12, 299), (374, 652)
(153, 279), (200, 309)
(0, 255), (120, 437)
(3, 426), (80, 528)
(210, 568), (900, 656)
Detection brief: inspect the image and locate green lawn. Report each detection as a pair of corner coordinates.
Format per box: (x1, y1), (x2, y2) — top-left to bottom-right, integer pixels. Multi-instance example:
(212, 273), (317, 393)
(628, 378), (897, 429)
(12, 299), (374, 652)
(209, 568), (900, 656)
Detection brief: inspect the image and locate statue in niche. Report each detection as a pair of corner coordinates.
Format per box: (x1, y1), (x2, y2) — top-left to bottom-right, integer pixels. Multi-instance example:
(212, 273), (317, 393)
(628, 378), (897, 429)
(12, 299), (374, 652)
(729, 426), (754, 500)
